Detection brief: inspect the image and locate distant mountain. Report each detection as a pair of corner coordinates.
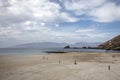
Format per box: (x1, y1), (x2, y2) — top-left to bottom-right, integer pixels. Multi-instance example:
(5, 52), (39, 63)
(13, 42), (68, 48)
(71, 42), (101, 47)
(11, 42), (101, 49)
(98, 35), (120, 50)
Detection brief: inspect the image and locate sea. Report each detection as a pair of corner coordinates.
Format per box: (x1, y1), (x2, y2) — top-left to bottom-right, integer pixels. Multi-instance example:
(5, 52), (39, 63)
(0, 48), (119, 55)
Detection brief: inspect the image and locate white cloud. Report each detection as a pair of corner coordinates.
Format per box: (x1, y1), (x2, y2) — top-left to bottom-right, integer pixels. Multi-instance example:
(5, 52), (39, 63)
(41, 22), (45, 26)
(64, 0), (106, 15)
(0, 22), (109, 46)
(55, 24), (59, 27)
(64, 0), (120, 22)
(0, 0), (78, 27)
(0, 0), (119, 47)
(0, 0), (79, 47)
(76, 29), (95, 33)
(89, 3), (120, 22)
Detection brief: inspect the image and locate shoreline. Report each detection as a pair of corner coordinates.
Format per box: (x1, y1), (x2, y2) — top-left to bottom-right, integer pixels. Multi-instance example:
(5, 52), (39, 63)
(0, 51), (120, 56)
(0, 48), (120, 56)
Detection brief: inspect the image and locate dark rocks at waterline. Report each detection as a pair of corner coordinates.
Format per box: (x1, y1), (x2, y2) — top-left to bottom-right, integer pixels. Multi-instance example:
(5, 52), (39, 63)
(45, 51), (67, 53)
(64, 45), (71, 49)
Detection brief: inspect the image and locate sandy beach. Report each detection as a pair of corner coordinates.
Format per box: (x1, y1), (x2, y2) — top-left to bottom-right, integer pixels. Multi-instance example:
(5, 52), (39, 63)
(0, 52), (120, 80)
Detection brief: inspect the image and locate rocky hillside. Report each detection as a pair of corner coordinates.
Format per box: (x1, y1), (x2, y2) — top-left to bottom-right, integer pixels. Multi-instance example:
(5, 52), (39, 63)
(98, 35), (120, 50)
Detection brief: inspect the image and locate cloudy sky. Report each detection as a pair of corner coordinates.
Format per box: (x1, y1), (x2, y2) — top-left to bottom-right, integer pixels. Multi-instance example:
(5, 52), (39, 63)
(0, 0), (120, 47)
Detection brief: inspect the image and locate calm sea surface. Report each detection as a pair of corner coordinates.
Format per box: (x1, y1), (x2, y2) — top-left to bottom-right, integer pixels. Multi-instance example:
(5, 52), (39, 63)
(0, 48), (119, 55)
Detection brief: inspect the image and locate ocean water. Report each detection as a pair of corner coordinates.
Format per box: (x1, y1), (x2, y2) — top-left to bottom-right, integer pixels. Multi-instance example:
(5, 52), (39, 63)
(0, 48), (119, 55)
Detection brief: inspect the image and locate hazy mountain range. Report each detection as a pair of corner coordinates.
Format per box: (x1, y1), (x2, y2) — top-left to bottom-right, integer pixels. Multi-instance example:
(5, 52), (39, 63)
(11, 42), (101, 48)
(12, 34), (120, 50)
(70, 42), (100, 47)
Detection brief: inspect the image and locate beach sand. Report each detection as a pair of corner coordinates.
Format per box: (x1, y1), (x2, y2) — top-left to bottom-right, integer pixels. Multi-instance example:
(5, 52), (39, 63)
(0, 52), (120, 80)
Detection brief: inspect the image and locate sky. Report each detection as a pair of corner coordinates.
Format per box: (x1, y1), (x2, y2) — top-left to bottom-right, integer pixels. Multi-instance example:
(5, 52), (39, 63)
(0, 0), (120, 47)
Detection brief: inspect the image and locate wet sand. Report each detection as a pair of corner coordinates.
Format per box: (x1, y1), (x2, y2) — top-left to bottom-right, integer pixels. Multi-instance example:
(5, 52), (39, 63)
(0, 52), (120, 80)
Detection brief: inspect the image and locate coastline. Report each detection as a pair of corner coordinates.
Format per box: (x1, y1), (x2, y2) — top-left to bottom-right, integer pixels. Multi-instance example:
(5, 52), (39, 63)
(0, 52), (120, 80)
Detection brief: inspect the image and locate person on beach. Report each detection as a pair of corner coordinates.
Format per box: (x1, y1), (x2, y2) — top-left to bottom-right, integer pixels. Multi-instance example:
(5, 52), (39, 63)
(74, 60), (77, 65)
(59, 60), (61, 64)
(108, 65), (110, 70)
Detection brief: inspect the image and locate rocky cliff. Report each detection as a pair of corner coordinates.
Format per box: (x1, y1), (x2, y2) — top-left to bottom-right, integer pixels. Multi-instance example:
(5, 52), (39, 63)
(98, 35), (120, 50)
